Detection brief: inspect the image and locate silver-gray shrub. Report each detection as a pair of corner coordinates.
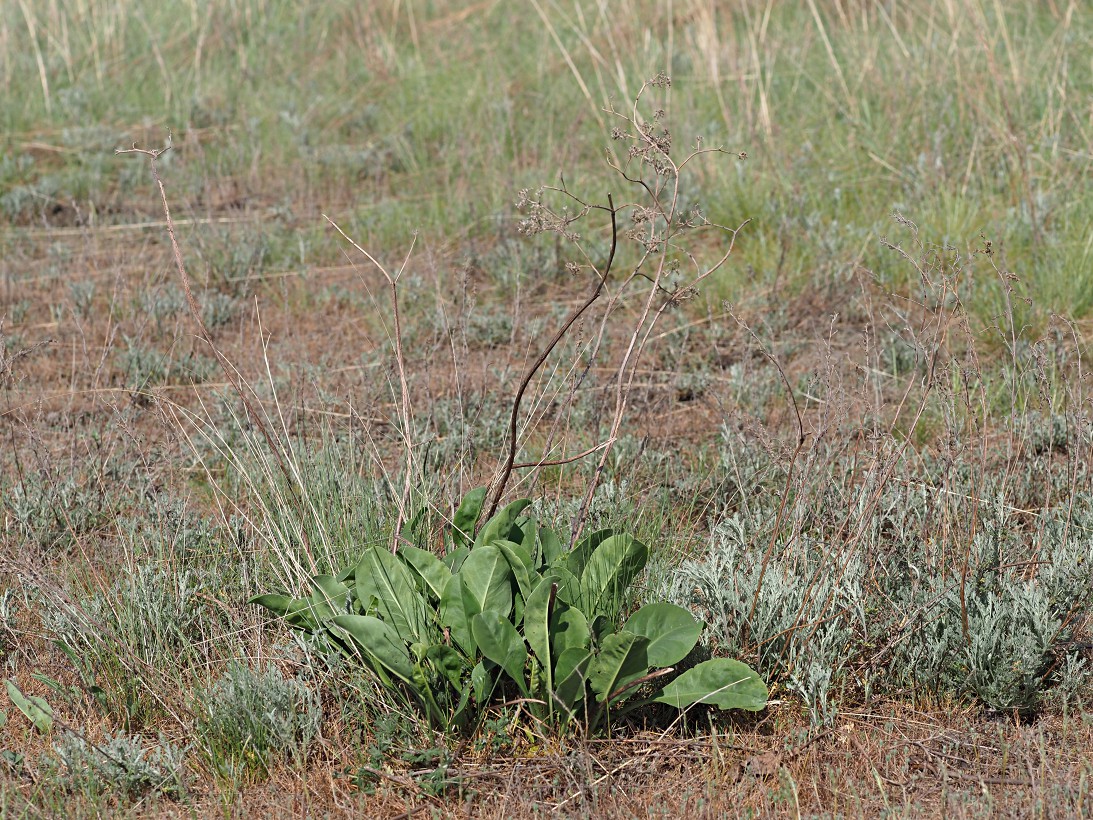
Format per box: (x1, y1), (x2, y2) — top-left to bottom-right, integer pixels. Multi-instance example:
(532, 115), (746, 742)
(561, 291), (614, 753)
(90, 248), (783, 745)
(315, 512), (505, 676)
(660, 512), (868, 725)
(198, 662), (321, 773)
(890, 500), (1093, 712)
(663, 471), (1093, 720)
(54, 731), (186, 798)
(47, 563), (221, 670)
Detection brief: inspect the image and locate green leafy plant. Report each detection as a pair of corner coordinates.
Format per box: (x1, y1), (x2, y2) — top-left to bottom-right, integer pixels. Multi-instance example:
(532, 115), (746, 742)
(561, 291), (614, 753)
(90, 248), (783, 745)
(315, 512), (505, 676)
(252, 489), (767, 734)
(5, 679), (53, 733)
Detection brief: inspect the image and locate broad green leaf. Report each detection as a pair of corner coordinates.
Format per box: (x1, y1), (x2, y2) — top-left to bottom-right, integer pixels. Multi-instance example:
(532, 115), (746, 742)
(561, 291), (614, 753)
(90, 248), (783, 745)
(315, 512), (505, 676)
(513, 589), (525, 629)
(554, 648), (593, 714)
(399, 544), (452, 601)
(555, 646), (591, 684)
(452, 487), (487, 550)
(475, 498), (532, 547)
(507, 521), (527, 547)
(545, 566), (581, 607)
(589, 614), (612, 645)
(0, 710), (6, 728)
(5, 680), (52, 733)
(284, 597), (320, 631)
(424, 644), (467, 692)
(249, 593), (294, 618)
(539, 526), (565, 569)
(440, 573), (475, 655)
(331, 615), (415, 685)
(335, 559), (357, 583)
(471, 660), (497, 706)
(624, 603), (701, 668)
(442, 545), (470, 572)
(523, 577), (556, 695)
(589, 631), (650, 704)
(460, 544), (512, 619)
(550, 604), (590, 657)
(519, 516), (539, 563)
(471, 611), (529, 696)
(264, 576), (346, 632)
(524, 570), (581, 655)
(308, 575), (350, 622)
(566, 528), (614, 577)
(654, 659), (768, 711)
(355, 547), (427, 642)
(495, 540), (534, 603)
(579, 534), (648, 621)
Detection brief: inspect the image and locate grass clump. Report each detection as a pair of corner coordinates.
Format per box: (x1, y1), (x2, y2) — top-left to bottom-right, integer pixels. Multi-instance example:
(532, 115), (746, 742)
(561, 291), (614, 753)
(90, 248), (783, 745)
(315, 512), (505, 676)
(45, 562), (226, 730)
(197, 662), (321, 783)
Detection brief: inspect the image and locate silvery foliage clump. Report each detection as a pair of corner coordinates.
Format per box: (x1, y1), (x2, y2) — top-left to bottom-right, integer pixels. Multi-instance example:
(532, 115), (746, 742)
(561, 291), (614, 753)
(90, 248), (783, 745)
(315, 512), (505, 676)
(54, 731), (186, 798)
(662, 469), (1093, 719)
(117, 565), (217, 662)
(5, 473), (104, 552)
(658, 512), (868, 725)
(890, 498), (1093, 712)
(199, 662), (321, 769)
(891, 566), (1059, 712)
(46, 563), (220, 669)
(200, 291), (239, 328)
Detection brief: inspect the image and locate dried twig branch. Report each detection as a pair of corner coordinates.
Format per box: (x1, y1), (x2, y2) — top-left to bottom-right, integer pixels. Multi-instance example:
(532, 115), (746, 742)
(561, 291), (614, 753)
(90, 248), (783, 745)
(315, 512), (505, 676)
(485, 196), (618, 520)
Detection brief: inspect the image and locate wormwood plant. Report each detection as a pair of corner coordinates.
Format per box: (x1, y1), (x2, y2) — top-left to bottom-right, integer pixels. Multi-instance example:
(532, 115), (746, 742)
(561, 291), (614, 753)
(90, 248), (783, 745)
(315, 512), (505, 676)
(53, 731), (186, 799)
(253, 488), (766, 733)
(198, 662), (320, 782)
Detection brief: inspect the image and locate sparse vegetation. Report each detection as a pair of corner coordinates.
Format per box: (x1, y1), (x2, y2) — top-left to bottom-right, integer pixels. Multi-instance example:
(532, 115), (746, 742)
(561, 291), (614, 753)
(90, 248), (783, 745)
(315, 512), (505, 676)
(3, 1), (1093, 817)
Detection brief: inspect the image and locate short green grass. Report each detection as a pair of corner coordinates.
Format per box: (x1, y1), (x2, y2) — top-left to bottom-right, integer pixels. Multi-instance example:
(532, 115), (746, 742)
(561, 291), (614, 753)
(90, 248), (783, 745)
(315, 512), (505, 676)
(3, 1), (1090, 315)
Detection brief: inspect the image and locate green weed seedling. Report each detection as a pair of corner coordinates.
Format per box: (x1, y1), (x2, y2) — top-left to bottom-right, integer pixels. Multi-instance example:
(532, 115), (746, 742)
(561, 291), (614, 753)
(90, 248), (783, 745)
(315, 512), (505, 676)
(252, 488), (767, 735)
